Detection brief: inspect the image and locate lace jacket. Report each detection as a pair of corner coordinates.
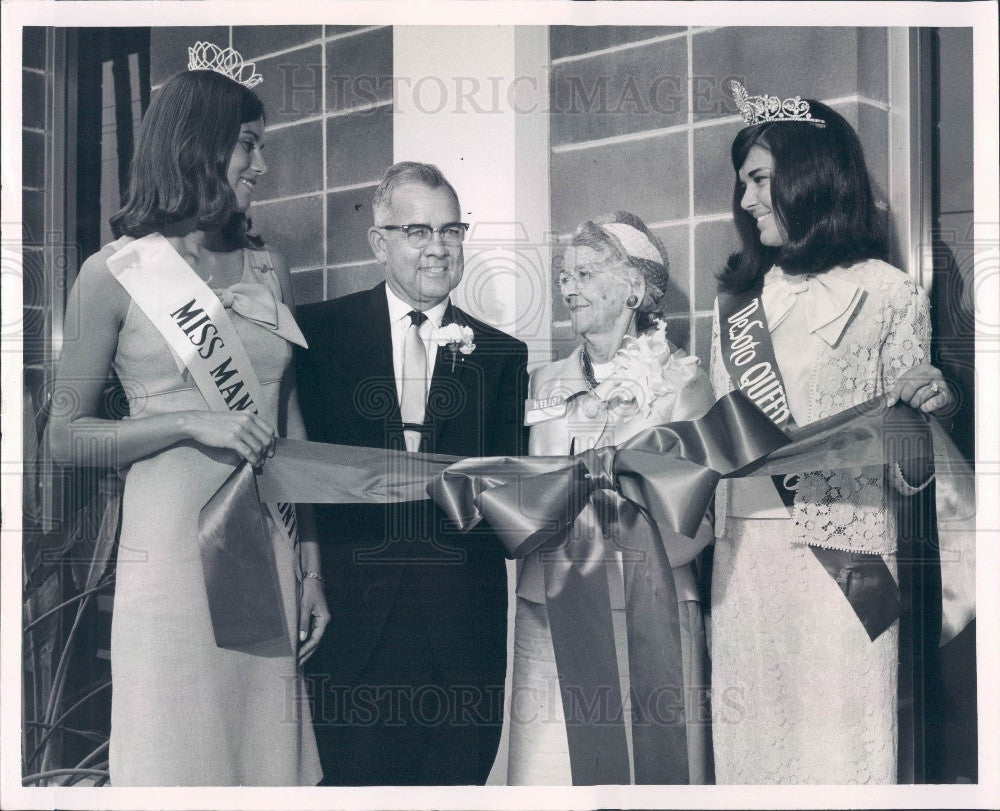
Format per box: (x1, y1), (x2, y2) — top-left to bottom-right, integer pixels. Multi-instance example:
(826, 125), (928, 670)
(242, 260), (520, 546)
(710, 259), (931, 554)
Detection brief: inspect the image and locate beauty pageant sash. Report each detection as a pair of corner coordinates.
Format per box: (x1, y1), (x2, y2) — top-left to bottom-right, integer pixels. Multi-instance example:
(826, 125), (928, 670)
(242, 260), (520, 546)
(108, 232), (297, 657)
(200, 391), (957, 783)
(719, 285), (910, 639)
(717, 291), (791, 427)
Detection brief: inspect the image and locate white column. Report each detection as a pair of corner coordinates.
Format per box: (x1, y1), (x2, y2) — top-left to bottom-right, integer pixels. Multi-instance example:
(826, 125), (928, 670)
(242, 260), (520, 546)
(393, 25), (551, 367)
(888, 27), (932, 287)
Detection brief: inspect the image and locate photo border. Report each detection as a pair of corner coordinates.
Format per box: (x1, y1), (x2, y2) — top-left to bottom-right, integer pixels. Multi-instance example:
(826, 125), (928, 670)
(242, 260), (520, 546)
(2, 2), (997, 809)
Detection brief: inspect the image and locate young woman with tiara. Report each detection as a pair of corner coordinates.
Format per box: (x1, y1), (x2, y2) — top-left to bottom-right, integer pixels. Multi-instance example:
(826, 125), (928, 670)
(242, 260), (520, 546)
(48, 44), (326, 785)
(708, 81), (953, 784)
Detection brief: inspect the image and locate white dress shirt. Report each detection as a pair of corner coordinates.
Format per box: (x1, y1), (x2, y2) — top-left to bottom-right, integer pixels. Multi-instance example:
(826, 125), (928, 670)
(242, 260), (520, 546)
(385, 285), (449, 408)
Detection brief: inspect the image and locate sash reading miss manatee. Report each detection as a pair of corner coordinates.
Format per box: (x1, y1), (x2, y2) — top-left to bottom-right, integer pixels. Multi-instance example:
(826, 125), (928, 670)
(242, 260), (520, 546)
(170, 299), (256, 413)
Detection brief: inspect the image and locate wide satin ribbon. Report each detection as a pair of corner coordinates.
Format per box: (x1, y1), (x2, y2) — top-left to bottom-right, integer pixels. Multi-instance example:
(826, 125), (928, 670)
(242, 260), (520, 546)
(430, 391), (790, 566)
(425, 395), (791, 784)
(199, 392), (940, 781)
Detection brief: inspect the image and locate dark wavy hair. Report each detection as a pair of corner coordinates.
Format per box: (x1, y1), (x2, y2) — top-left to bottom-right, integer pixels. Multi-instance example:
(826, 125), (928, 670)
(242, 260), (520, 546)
(571, 211), (670, 334)
(719, 101), (887, 296)
(110, 69), (265, 248)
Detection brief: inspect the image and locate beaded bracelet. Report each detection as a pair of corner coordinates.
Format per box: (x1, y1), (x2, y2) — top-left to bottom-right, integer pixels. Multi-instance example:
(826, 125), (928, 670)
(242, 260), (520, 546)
(890, 462), (935, 496)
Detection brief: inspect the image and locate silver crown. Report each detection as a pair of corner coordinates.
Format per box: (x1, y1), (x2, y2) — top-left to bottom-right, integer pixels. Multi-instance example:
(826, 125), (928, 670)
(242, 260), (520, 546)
(730, 80), (825, 128)
(187, 41), (263, 89)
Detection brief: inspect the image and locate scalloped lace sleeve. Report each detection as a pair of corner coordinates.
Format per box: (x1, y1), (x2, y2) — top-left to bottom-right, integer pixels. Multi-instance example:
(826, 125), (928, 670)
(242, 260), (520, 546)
(882, 276), (931, 390)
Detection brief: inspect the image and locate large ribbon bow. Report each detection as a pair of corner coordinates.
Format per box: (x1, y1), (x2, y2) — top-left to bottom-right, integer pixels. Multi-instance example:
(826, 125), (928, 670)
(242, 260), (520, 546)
(199, 392), (953, 784)
(432, 392), (789, 564)
(427, 392), (791, 785)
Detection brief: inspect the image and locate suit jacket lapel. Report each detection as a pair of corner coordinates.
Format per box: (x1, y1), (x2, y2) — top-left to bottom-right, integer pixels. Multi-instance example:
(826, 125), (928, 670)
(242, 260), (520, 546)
(349, 282), (401, 428)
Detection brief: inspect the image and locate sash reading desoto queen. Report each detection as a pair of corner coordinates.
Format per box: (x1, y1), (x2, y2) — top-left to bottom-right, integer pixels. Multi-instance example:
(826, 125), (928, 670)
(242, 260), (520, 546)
(716, 285), (800, 517)
(107, 232), (306, 655)
(716, 274), (913, 643)
(717, 294), (791, 425)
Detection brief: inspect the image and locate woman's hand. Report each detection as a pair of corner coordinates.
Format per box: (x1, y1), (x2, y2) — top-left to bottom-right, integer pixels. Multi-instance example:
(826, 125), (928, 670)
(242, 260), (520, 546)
(886, 362), (954, 413)
(180, 411), (277, 467)
(298, 577), (330, 665)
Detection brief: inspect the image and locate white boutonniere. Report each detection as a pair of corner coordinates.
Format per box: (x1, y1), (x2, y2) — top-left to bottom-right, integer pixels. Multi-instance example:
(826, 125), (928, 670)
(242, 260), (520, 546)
(428, 323), (476, 371)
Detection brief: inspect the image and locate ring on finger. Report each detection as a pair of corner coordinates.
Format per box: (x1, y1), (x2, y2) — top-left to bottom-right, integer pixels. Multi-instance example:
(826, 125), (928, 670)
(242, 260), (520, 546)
(931, 381), (941, 395)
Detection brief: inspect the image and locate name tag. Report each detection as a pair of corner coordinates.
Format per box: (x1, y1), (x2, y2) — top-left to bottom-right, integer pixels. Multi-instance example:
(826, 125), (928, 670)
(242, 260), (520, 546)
(524, 396), (567, 425)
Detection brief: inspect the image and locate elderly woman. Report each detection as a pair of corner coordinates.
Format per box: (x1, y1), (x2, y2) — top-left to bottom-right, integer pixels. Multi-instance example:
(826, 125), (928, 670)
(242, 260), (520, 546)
(507, 211), (716, 785)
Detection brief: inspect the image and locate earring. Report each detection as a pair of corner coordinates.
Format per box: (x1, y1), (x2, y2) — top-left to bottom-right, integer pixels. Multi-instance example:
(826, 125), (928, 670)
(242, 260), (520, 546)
(625, 294), (639, 309)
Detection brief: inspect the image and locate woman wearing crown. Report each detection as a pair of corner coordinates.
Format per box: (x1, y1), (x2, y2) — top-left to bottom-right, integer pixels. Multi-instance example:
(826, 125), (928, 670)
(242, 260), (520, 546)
(708, 83), (953, 784)
(48, 45), (325, 785)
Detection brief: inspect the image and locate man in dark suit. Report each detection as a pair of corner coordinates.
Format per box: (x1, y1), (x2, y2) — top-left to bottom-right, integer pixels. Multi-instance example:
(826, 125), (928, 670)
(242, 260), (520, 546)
(295, 162), (528, 786)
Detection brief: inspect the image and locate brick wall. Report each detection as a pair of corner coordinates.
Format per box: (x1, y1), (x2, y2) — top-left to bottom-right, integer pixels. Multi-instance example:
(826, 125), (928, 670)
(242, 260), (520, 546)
(22, 27), (50, 432)
(150, 25), (393, 306)
(548, 26), (891, 367)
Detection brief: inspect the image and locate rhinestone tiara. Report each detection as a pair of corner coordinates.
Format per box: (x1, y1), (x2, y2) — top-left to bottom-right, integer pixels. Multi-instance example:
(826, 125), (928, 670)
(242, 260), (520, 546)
(730, 80), (826, 128)
(187, 41), (263, 89)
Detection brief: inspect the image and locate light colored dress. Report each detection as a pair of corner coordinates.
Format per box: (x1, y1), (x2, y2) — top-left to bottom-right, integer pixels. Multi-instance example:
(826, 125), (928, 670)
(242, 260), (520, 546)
(108, 242), (321, 786)
(709, 259), (931, 784)
(508, 338), (716, 785)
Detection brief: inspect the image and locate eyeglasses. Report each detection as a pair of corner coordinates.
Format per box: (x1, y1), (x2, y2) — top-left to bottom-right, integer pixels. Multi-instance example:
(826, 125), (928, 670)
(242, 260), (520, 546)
(556, 266), (607, 288)
(378, 223), (469, 248)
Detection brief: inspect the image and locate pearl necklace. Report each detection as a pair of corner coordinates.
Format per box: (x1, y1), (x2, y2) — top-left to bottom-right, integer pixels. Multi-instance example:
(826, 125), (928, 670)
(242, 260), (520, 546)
(580, 345), (600, 390)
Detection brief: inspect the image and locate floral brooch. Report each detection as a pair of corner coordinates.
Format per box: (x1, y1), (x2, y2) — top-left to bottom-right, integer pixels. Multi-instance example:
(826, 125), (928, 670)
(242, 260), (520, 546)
(428, 323), (476, 371)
